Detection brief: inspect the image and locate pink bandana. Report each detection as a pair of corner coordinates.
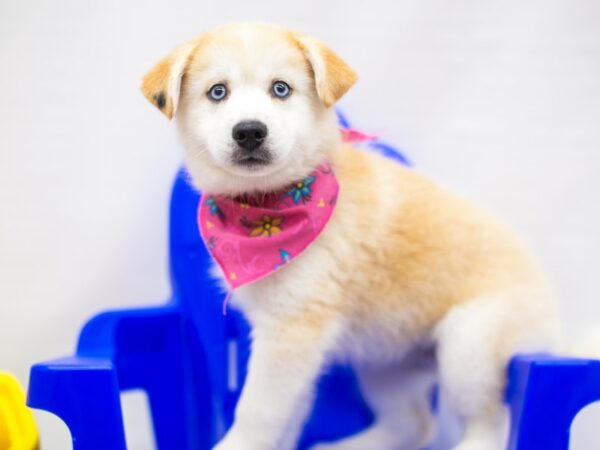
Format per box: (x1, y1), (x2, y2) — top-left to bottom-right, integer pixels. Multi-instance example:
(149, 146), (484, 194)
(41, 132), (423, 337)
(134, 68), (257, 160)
(198, 162), (339, 291)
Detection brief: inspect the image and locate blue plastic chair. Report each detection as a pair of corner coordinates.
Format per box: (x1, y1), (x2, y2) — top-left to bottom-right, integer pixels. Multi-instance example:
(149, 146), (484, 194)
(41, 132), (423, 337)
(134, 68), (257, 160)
(27, 116), (600, 449)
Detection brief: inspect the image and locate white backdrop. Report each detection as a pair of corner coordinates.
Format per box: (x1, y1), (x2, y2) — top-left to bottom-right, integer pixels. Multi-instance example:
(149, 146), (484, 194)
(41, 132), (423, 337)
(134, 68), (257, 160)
(1, 0), (599, 448)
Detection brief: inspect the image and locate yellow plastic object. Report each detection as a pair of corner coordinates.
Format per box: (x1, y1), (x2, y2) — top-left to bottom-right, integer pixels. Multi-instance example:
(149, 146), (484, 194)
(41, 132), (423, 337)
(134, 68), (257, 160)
(0, 372), (38, 450)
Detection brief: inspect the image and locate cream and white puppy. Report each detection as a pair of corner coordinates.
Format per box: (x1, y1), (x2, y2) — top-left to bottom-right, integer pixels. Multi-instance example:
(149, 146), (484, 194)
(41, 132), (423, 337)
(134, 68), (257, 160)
(142, 23), (561, 450)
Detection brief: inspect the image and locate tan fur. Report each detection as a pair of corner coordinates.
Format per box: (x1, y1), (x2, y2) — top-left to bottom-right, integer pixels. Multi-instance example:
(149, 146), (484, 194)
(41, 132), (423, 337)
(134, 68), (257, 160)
(309, 144), (550, 338)
(290, 33), (357, 107)
(141, 40), (201, 118)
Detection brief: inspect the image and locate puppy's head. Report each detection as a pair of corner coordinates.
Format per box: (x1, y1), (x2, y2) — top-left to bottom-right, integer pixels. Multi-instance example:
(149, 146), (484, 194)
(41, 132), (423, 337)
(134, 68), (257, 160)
(141, 23), (357, 195)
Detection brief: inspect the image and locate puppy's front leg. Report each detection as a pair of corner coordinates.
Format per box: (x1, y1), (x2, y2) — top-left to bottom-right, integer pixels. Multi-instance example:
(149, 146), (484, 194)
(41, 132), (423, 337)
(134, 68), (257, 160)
(213, 314), (335, 450)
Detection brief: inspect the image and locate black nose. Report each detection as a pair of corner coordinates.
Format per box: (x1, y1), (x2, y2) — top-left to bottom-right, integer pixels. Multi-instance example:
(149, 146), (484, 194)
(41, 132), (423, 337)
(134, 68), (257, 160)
(232, 121), (268, 151)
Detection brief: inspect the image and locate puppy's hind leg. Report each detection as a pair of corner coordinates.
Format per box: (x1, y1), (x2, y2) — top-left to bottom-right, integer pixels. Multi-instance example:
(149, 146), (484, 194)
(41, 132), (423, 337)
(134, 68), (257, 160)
(435, 293), (561, 450)
(311, 353), (437, 450)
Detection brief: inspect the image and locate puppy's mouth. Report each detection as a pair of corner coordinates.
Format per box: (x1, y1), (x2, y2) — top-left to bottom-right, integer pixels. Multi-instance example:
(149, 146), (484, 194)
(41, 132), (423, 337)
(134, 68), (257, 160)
(231, 149), (273, 169)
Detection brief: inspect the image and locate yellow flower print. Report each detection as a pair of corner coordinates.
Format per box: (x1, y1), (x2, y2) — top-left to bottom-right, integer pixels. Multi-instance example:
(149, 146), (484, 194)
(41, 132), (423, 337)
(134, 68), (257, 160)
(249, 215), (283, 237)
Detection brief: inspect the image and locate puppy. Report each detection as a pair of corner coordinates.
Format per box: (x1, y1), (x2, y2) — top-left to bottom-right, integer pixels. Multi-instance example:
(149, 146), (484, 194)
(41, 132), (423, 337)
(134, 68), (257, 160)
(141, 23), (561, 450)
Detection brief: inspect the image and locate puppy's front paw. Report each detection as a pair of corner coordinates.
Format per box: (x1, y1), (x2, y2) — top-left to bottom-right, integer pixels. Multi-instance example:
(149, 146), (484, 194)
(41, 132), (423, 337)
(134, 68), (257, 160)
(451, 438), (503, 450)
(211, 432), (244, 450)
(212, 430), (267, 450)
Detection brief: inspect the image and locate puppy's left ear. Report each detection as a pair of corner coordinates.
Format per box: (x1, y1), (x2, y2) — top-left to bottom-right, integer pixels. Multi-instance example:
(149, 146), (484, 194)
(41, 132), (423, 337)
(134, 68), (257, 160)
(141, 40), (199, 119)
(291, 33), (357, 107)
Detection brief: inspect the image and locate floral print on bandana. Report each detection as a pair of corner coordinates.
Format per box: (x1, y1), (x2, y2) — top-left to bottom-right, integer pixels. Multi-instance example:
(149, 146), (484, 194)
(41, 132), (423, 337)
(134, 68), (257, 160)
(248, 215), (283, 237)
(286, 175), (315, 204)
(205, 197), (224, 219)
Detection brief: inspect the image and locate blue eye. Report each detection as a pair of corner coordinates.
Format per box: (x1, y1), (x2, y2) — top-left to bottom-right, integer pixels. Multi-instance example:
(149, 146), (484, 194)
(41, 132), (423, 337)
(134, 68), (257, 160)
(208, 84), (227, 101)
(272, 81), (291, 99)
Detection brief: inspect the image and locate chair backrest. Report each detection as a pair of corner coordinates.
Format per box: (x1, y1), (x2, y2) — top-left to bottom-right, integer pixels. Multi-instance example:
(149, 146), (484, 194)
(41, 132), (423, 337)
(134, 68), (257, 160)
(167, 170), (374, 448)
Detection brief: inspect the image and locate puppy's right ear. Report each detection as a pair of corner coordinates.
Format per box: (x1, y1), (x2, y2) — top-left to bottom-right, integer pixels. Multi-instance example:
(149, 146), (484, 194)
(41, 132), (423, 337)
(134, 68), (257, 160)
(141, 40), (199, 119)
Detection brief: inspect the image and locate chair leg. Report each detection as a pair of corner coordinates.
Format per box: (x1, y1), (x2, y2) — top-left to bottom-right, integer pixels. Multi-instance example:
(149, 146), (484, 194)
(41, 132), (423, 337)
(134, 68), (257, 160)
(28, 357), (127, 450)
(506, 356), (600, 450)
(115, 322), (215, 450)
